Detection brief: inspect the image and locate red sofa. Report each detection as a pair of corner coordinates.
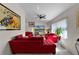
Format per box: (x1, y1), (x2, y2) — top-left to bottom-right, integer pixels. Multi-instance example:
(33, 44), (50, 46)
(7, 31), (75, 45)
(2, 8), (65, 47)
(9, 35), (56, 54)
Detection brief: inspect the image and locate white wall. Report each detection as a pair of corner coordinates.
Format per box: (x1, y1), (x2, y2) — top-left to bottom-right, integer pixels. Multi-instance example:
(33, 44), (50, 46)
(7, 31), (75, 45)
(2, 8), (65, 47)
(0, 3), (25, 54)
(47, 4), (79, 55)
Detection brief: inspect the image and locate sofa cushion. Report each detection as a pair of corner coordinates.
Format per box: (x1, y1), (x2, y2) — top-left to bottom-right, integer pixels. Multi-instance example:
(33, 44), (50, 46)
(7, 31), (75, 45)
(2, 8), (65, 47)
(47, 35), (58, 43)
(25, 32), (33, 37)
(45, 33), (59, 43)
(12, 34), (24, 40)
(27, 37), (43, 43)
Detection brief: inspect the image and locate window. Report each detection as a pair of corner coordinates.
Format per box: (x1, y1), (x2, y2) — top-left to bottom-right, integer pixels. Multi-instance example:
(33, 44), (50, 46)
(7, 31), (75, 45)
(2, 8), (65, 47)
(51, 19), (67, 39)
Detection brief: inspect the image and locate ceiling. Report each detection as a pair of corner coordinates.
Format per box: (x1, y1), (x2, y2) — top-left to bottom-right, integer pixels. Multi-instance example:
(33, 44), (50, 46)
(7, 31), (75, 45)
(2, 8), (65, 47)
(20, 3), (76, 22)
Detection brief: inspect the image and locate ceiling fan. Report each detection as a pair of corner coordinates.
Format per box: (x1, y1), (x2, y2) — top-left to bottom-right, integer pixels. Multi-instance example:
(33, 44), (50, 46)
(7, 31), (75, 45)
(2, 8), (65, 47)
(37, 14), (46, 19)
(35, 5), (47, 20)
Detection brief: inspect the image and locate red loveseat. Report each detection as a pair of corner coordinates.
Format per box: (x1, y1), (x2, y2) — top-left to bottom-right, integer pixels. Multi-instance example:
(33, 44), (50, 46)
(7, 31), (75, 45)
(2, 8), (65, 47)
(45, 33), (60, 43)
(9, 35), (56, 54)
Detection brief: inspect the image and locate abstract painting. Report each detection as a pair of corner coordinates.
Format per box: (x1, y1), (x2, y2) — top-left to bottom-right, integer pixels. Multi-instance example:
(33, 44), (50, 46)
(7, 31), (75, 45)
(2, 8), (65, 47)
(0, 4), (21, 30)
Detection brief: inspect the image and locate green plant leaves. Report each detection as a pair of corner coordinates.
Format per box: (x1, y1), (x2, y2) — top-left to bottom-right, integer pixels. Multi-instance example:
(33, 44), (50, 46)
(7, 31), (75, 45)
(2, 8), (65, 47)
(55, 27), (63, 36)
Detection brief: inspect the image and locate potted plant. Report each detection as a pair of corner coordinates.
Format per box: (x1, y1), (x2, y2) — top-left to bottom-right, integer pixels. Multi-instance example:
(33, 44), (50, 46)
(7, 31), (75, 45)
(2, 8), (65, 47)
(55, 27), (63, 40)
(55, 27), (63, 47)
(55, 27), (63, 35)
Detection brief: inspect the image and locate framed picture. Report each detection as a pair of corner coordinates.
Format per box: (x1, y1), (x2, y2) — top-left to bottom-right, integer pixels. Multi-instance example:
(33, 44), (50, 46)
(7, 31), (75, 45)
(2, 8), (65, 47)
(35, 25), (45, 29)
(76, 11), (79, 29)
(0, 4), (21, 30)
(28, 22), (35, 27)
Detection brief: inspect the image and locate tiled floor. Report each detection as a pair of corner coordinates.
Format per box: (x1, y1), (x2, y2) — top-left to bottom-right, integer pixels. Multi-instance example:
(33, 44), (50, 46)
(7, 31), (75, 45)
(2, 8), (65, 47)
(56, 45), (73, 55)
